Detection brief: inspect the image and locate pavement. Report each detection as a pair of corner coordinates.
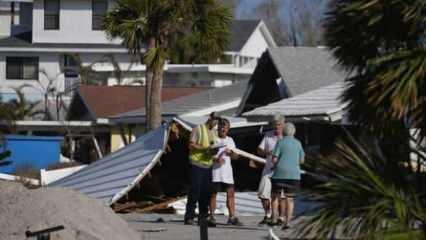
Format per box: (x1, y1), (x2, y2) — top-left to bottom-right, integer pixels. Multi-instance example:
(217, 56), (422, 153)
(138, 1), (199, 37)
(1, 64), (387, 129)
(121, 213), (295, 240)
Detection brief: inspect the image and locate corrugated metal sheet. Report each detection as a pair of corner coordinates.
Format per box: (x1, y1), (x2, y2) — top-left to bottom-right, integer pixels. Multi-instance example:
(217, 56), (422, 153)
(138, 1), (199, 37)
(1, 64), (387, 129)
(49, 126), (168, 205)
(169, 192), (318, 217)
(168, 192), (264, 216)
(243, 82), (347, 121)
(216, 192), (264, 216)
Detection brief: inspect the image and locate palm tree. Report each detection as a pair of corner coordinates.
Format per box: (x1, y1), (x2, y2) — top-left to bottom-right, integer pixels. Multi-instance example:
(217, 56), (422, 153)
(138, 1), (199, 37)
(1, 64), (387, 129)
(298, 137), (426, 239)
(296, 1), (426, 239)
(104, 0), (232, 130)
(324, 0), (425, 135)
(7, 86), (45, 121)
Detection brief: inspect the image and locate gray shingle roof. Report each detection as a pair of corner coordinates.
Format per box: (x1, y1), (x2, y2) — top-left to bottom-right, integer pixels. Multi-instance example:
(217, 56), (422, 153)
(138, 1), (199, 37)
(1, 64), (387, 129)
(269, 47), (347, 96)
(244, 82), (347, 121)
(49, 126), (167, 205)
(227, 20), (261, 52)
(115, 81), (248, 119)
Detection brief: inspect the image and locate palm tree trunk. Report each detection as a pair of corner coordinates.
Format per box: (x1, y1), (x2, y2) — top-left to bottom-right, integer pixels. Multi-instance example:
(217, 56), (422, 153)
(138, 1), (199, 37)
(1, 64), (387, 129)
(144, 38), (155, 130)
(148, 66), (163, 130)
(145, 69), (153, 129)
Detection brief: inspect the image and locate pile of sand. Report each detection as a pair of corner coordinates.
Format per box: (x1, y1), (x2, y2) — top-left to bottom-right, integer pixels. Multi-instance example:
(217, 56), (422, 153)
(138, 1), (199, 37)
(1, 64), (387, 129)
(0, 181), (141, 240)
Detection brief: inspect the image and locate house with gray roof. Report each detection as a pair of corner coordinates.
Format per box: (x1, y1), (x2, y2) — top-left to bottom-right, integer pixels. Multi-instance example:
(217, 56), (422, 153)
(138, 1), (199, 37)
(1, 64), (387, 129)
(113, 81), (249, 124)
(243, 82), (348, 122)
(0, 0), (276, 100)
(236, 47), (348, 115)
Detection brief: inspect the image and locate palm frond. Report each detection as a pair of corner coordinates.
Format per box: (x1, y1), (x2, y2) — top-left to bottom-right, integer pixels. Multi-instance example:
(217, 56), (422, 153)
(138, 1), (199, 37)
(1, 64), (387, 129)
(191, 2), (232, 63)
(325, 0), (425, 73)
(297, 138), (426, 239)
(327, 0), (426, 136)
(144, 47), (167, 72)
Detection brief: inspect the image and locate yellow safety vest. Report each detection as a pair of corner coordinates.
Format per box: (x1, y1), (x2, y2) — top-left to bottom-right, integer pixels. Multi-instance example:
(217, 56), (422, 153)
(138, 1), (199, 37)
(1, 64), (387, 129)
(189, 124), (216, 168)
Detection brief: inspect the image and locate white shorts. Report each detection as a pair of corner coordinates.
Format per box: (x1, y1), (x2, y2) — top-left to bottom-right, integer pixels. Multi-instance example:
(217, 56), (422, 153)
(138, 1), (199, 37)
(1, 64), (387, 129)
(257, 174), (272, 200)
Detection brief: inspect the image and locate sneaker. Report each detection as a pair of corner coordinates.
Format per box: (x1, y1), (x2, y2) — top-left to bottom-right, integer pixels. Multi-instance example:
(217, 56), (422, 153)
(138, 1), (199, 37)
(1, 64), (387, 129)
(268, 218), (285, 227)
(184, 218), (194, 225)
(227, 217), (243, 226)
(207, 217), (216, 227)
(258, 216), (271, 225)
(281, 224), (290, 230)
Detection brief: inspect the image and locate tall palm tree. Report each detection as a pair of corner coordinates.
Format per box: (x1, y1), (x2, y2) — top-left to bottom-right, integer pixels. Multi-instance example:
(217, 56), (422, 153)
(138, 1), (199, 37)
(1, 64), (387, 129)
(296, 1), (426, 239)
(104, 0), (232, 130)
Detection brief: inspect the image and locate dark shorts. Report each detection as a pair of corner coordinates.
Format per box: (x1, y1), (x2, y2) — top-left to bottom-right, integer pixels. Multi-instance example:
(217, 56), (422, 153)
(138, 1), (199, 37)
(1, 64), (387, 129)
(212, 182), (234, 193)
(271, 179), (300, 198)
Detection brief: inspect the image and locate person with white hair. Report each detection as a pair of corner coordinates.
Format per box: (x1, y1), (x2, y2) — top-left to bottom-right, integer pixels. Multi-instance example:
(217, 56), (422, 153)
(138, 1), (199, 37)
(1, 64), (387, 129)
(256, 114), (285, 225)
(270, 122), (305, 230)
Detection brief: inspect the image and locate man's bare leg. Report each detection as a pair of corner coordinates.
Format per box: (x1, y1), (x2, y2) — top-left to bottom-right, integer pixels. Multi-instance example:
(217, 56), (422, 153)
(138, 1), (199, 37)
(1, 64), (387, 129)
(258, 198), (271, 224)
(271, 193), (279, 223)
(261, 199), (270, 217)
(285, 197), (294, 225)
(209, 192), (217, 217)
(226, 186), (236, 218)
(279, 197), (287, 225)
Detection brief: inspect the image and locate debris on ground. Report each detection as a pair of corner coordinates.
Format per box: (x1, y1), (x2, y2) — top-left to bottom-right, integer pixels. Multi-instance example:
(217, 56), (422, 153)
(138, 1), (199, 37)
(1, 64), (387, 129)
(0, 180), (142, 240)
(141, 227), (167, 233)
(135, 197), (182, 214)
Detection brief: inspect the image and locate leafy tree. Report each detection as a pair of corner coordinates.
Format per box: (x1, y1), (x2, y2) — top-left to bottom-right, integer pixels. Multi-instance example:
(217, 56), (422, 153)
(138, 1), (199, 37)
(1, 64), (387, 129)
(239, 0), (327, 46)
(0, 97), (14, 168)
(5, 87), (45, 121)
(104, 0), (232, 130)
(297, 1), (426, 239)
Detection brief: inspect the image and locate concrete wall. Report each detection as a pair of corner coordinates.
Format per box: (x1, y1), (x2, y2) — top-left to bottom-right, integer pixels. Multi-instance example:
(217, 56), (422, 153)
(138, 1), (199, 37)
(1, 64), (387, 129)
(32, 0), (119, 44)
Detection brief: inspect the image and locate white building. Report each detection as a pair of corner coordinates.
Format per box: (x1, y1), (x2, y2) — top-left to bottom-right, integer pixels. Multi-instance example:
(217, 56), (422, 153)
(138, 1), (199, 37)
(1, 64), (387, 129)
(0, 0), (276, 100)
(102, 19), (277, 88)
(0, 0), (131, 100)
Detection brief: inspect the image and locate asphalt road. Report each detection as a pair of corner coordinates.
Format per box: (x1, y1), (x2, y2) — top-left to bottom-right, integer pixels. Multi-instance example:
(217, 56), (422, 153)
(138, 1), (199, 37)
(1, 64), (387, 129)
(122, 213), (286, 240)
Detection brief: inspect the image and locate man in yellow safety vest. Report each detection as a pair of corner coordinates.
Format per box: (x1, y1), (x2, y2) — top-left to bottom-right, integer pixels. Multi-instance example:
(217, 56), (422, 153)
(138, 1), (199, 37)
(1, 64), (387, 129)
(184, 112), (220, 225)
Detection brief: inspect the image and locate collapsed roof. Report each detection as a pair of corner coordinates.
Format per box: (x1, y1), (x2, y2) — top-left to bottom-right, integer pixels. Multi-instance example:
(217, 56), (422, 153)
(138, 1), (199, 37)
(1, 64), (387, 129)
(49, 118), (267, 205)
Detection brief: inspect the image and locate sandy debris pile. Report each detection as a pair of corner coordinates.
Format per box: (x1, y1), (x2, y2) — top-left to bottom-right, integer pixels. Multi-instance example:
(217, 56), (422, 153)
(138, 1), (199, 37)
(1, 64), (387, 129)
(0, 181), (141, 240)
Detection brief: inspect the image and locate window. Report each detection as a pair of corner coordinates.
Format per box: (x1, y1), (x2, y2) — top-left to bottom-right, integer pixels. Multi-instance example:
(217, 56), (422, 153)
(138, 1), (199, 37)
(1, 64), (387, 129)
(61, 54), (79, 78)
(6, 57), (39, 80)
(63, 54), (78, 68)
(92, 0), (107, 30)
(44, 0), (60, 30)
